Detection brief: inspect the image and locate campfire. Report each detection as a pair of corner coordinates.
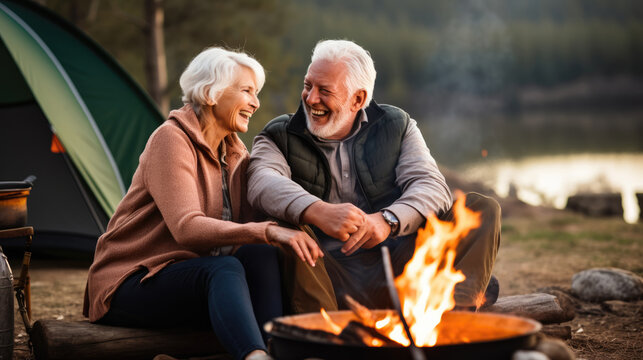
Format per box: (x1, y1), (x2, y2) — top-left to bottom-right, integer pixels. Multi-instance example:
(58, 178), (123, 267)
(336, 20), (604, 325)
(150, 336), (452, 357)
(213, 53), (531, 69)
(265, 194), (541, 359)
(322, 193), (481, 347)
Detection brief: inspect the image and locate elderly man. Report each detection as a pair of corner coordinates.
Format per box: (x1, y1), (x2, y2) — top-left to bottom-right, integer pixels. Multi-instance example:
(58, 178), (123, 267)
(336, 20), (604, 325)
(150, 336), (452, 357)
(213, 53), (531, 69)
(248, 39), (500, 313)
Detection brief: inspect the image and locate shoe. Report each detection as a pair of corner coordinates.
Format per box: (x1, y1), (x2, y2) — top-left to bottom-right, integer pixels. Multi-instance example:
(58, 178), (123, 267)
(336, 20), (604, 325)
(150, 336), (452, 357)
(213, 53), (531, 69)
(481, 275), (499, 308)
(246, 351), (274, 360)
(153, 355), (178, 360)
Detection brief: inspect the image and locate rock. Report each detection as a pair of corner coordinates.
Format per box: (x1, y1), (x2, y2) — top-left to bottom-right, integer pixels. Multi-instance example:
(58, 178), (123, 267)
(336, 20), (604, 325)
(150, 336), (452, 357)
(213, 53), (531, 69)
(601, 300), (638, 316)
(535, 338), (576, 360)
(571, 268), (643, 302)
(565, 193), (623, 217)
(512, 350), (550, 360)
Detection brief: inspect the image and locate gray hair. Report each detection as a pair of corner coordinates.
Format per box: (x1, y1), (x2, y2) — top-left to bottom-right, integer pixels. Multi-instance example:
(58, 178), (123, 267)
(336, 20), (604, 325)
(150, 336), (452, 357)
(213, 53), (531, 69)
(180, 47), (265, 107)
(310, 39), (376, 107)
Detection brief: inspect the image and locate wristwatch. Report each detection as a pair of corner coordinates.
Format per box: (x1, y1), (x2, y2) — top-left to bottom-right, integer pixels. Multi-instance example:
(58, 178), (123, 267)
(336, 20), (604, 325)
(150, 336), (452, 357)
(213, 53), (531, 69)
(380, 210), (400, 236)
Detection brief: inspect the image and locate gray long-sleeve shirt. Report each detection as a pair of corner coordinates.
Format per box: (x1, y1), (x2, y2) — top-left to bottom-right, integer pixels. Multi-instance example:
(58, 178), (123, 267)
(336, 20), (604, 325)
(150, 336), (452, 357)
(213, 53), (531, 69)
(247, 109), (453, 248)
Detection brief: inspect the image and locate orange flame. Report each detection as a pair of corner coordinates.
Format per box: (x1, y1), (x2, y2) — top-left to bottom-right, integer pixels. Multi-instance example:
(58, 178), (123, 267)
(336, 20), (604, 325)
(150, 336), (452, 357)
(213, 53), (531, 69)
(394, 192), (480, 346)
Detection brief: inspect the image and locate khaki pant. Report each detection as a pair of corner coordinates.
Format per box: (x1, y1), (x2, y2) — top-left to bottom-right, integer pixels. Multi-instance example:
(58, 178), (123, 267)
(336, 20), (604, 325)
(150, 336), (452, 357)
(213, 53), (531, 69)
(280, 192), (501, 313)
(447, 193), (502, 307)
(279, 244), (338, 314)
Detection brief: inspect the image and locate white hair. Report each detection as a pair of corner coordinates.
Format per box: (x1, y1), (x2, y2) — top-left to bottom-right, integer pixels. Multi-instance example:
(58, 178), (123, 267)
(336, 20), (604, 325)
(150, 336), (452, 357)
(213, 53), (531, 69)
(180, 47), (265, 107)
(310, 39), (376, 107)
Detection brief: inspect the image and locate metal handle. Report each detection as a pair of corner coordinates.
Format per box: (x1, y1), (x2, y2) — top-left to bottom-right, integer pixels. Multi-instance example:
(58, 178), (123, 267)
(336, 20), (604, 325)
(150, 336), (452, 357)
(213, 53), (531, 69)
(381, 246), (426, 360)
(23, 175), (36, 187)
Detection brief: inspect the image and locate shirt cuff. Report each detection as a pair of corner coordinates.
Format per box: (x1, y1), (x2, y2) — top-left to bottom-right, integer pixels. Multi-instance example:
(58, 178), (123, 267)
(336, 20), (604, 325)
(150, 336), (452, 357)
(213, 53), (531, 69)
(384, 203), (426, 237)
(286, 193), (322, 225)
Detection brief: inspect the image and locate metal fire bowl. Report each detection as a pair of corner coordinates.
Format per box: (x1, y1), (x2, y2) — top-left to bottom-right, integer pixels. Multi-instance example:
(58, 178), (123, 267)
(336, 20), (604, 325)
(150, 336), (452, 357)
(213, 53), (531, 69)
(266, 310), (541, 360)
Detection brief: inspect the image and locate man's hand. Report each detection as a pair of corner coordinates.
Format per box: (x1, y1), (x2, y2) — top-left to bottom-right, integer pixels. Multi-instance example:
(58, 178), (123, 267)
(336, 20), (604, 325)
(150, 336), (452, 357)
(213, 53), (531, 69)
(266, 224), (323, 267)
(341, 212), (392, 256)
(302, 201), (366, 241)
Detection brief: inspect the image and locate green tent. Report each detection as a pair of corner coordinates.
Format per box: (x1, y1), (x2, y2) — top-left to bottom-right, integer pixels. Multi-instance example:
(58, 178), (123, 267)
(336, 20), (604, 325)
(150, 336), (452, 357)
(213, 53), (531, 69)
(0, 0), (163, 250)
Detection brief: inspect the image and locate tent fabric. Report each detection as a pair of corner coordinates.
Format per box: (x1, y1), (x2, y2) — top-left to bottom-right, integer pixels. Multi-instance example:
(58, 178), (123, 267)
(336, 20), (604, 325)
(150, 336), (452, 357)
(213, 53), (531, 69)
(1, 103), (109, 240)
(0, 2), (126, 215)
(0, 0), (163, 244)
(0, 0), (163, 215)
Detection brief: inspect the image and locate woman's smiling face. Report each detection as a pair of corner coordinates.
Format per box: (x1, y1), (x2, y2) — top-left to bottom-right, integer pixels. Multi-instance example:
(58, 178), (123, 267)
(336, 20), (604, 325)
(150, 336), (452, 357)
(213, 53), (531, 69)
(212, 65), (260, 134)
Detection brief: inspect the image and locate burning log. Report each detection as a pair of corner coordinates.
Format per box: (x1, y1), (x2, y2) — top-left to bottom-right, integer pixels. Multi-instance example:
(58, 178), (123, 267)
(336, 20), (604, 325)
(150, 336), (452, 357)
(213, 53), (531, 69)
(338, 321), (400, 347)
(267, 320), (344, 344)
(268, 318), (400, 348)
(482, 293), (575, 324)
(344, 294), (382, 328)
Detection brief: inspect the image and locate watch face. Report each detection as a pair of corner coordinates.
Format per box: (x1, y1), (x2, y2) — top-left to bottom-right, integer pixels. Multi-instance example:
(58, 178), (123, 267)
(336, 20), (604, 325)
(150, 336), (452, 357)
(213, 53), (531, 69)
(383, 210), (398, 223)
(382, 210), (399, 227)
(382, 210), (399, 236)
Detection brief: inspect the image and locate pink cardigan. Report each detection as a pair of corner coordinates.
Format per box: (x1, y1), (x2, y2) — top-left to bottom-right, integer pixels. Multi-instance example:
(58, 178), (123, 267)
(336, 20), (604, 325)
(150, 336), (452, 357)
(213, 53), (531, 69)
(84, 104), (273, 322)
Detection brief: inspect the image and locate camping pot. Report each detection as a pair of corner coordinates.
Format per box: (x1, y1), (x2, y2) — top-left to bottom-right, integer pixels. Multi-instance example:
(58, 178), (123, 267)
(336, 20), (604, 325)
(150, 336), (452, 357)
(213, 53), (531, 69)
(0, 176), (36, 230)
(0, 247), (14, 360)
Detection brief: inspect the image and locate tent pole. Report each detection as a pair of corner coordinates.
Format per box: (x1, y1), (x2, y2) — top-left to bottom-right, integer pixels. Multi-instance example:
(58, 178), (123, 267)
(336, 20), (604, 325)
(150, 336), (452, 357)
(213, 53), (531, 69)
(59, 149), (107, 235)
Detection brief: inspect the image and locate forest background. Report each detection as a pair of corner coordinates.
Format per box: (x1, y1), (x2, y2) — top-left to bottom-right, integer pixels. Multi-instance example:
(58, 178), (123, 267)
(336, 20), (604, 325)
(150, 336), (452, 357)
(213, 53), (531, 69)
(36, 0), (643, 163)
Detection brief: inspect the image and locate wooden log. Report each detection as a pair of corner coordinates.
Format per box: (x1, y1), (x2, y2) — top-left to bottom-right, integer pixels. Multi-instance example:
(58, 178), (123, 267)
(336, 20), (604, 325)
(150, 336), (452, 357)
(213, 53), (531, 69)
(30, 320), (226, 360)
(338, 321), (399, 347)
(266, 320), (343, 345)
(539, 325), (572, 340)
(482, 293), (575, 324)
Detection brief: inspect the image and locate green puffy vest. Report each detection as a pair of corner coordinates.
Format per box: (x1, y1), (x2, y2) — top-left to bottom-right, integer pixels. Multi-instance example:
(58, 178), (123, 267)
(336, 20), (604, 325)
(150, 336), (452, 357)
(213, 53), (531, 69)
(261, 101), (409, 212)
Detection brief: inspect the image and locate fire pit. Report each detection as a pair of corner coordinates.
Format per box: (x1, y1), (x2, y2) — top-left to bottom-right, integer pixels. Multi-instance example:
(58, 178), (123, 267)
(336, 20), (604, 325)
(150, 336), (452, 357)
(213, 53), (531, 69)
(267, 194), (539, 359)
(266, 310), (541, 360)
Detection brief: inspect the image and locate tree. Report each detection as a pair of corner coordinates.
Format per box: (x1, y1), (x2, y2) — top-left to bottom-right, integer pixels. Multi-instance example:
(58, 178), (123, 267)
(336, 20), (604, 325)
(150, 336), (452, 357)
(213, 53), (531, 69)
(144, 0), (168, 115)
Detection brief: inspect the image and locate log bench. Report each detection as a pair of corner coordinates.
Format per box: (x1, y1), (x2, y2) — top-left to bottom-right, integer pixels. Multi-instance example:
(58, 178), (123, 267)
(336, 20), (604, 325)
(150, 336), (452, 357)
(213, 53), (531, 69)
(30, 320), (227, 360)
(30, 293), (576, 360)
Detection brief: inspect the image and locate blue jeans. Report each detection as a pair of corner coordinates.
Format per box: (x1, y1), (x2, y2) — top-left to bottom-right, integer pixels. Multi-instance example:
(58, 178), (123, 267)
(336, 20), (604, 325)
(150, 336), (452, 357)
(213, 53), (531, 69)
(100, 244), (282, 360)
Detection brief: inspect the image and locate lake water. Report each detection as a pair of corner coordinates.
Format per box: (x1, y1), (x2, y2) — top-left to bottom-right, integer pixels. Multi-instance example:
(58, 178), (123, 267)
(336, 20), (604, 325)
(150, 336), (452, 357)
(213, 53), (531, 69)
(421, 108), (643, 223)
(458, 153), (643, 223)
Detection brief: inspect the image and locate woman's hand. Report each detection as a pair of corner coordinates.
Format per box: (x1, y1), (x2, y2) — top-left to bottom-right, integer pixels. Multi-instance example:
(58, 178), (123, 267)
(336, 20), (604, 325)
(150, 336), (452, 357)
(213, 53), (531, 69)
(266, 225), (323, 267)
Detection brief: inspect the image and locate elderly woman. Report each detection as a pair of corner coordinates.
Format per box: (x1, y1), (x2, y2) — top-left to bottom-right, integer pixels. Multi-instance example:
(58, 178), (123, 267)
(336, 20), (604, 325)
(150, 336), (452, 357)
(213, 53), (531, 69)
(83, 47), (322, 360)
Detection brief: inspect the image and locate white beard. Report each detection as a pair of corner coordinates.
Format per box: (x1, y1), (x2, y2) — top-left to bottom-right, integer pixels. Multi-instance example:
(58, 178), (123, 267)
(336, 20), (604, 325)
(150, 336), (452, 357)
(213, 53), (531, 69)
(305, 103), (354, 139)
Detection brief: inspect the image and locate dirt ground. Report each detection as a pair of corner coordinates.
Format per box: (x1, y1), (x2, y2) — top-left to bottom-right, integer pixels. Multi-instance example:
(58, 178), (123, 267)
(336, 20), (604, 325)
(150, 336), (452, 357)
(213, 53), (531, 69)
(6, 200), (643, 360)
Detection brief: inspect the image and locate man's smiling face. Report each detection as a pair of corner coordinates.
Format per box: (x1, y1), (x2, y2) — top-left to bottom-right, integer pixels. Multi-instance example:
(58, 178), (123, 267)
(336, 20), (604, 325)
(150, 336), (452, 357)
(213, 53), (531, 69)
(302, 59), (360, 140)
